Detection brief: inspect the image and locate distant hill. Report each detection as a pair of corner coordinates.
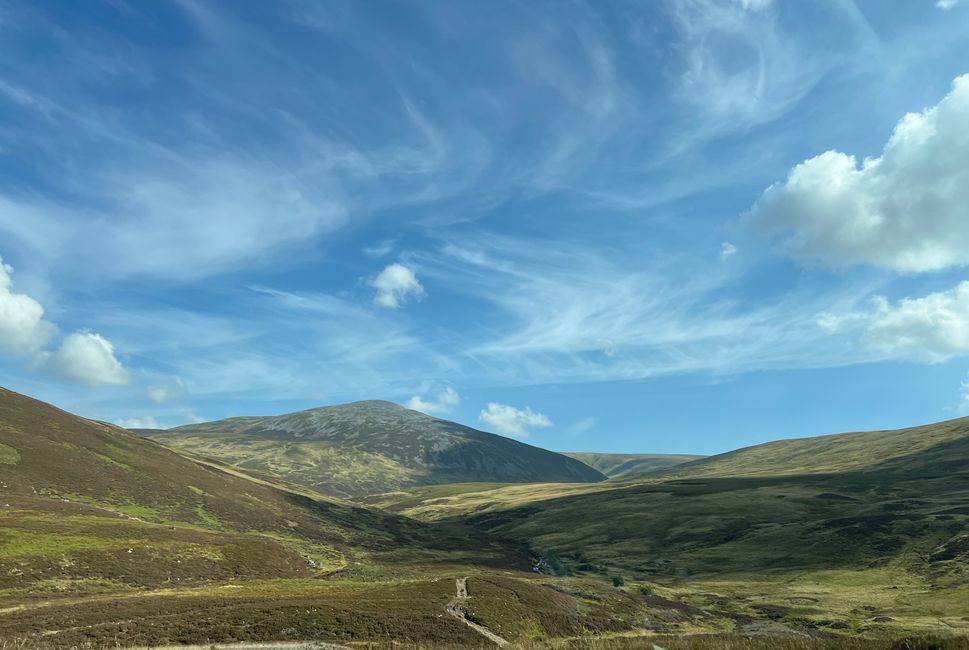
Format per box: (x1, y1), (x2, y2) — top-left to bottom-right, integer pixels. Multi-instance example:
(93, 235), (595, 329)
(373, 419), (969, 629)
(141, 400), (605, 497)
(564, 452), (705, 479)
(654, 416), (969, 479)
(0, 387), (521, 595)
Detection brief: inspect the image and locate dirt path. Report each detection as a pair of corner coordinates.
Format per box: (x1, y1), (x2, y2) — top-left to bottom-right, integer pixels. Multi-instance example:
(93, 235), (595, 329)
(445, 577), (510, 647)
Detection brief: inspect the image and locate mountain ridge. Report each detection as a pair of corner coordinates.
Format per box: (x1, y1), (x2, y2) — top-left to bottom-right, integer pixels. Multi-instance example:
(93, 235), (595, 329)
(652, 414), (969, 479)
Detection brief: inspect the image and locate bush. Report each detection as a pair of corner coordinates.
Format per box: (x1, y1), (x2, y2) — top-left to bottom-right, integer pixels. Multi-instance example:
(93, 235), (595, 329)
(611, 575), (624, 588)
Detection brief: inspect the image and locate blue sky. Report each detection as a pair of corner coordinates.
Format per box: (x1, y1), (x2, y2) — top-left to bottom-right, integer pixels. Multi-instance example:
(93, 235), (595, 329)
(1, 0), (969, 455)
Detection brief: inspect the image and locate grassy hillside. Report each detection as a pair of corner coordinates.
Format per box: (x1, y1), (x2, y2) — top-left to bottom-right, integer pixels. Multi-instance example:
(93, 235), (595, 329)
(364, 420), (969, 639)
(382, 472), (969, 638)
(0, 387), (521, 597)
(565, 452), (706, 479)
(4, 387), (969, 647)
(142, 400), (605, 497)
(656, 416), (969, 479)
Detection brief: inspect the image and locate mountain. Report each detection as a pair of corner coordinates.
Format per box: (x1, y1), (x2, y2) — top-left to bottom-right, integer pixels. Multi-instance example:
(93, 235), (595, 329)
(0, 387), (520, 596)
(141, 400), (605, 496)
(564, 452), (705, 479)
(653, 415), (969, 479)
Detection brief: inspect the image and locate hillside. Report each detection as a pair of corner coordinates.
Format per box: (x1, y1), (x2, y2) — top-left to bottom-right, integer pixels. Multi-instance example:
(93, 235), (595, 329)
(564, 452), (705, 479)
(654, 415), (969, 479)
(0, 387), (521, 596)
(364, 418), (969, 639)
(142, 400), (605, 496)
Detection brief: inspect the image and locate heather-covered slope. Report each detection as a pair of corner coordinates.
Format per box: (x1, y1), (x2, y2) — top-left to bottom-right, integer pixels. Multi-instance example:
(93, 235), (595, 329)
(654, 416), (969, 479)
(0, 387), (520, 595)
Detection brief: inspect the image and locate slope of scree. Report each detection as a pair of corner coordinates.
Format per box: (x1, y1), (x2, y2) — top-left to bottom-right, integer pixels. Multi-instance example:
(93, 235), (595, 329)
(142, 400), (606, 496)
(0, 387), (524, 593)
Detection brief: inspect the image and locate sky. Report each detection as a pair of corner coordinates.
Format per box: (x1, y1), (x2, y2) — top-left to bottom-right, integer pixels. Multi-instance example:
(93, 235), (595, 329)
(1, 0), (969, 455)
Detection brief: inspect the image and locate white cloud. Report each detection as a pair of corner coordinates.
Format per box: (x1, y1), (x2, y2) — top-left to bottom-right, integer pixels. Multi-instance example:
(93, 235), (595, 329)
(40, 331), (131, 386)
(937, 0), (960, 9)
(865, 283), (969, 362)
(818, 281), (969, 363)
(371, 263), (425, 309)
(414, 234), (862, 385)
(720, 242), (738, 261)
(478, 402), (552, 438)
(406, 386), (460, 414)
(0, 258), (55, 355)
(749, 75), (969, 272)
(115, 416), (163, 430)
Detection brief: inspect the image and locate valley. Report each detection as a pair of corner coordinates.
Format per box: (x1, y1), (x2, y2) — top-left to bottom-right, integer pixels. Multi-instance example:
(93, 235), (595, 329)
(1, 387), (967, 648)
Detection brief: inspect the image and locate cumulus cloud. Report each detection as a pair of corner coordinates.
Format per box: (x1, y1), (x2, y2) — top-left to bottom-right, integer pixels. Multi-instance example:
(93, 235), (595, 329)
(749, 75), (969, 272)
(865, 283), (969, 362)
(40, 331), (131, 386)
(115, 416), (163, 430)
(818, 281), (969, 363)
(0, 258), (55, 355)
(371, 263), (425, 309)
(406, 386), (460, 414)
(720, 242), (738, 261)
(478, 402), (552, 438)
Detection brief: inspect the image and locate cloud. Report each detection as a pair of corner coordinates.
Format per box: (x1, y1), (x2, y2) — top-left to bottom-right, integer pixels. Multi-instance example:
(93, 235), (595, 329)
(749, 75), (969, 272)
(0, 257), (55, 355)
(0, 254), (130, 387)
(957, 373), (969, 413)
(720, 242), (738, 261)
(563, 416), (596, 438)
(148, 386), (174, 403)
(363, 240), (396, 259)
(371, 263), (425, 309)
(478, 403), (552, 438)
(818, 281), (969, 363)
(147, 377), (186, 404)
(39, 331), (131, 386)
(115, 416), (163, 430)
(937, 0), (960, 9)
(406, 386), (460, 414)
(415, 234), (857, 385)
(865, 283), (969, 362)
